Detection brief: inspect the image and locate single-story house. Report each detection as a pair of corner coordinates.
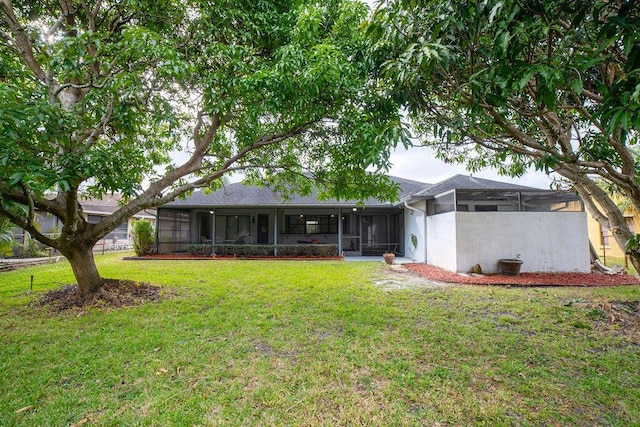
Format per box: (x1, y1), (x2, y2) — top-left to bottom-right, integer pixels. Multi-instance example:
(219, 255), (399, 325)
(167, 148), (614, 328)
(80, 195), (157, 249)
(157, 174), (591, 273)
(11, 194), (156, 251)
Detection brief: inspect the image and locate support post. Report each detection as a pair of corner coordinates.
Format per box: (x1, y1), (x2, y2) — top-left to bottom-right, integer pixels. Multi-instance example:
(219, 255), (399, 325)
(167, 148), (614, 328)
(337, 208), (342, 255)
(273, 208), (278, 256)
(211, 210), (216, 243)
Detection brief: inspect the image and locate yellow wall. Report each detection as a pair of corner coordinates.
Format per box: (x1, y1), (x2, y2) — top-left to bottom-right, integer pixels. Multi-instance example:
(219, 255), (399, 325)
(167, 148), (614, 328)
(586, 202), (639, 260)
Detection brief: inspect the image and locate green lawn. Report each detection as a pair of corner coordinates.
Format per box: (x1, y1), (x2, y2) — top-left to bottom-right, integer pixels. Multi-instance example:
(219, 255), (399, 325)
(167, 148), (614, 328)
(1, 253), (639, 426)
(604, 255), (638, 275)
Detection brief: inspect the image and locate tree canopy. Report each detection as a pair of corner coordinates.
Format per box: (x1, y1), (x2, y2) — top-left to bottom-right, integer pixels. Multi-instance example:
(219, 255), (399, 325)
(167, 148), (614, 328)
(0, 0), (407, 294)
(370, 0), (640, 267)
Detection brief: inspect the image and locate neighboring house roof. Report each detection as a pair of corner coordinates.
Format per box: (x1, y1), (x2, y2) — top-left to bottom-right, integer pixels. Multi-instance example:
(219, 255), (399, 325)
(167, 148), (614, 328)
(163, 176), (428, 209)
(80, 195), (156, 219)
(408, 174), (541, 200)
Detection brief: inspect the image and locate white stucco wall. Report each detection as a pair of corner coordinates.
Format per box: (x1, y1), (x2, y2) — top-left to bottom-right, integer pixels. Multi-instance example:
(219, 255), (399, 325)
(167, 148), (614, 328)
(426, 212), (458, 271)
(403, 201), (426, 262)
(454, 212), (590, 273)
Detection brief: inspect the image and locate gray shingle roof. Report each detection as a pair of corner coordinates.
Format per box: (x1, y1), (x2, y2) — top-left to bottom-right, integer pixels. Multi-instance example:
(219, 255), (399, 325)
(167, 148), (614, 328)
(80, 194), (156, 217)
(162, 174), (555, 209)
(164, 176), (428, 208)
(411, 174), (539, 199)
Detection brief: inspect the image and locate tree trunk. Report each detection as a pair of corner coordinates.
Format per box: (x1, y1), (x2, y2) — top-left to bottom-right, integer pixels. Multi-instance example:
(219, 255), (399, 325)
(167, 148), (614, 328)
(63, 245), (104, 295)
(561, 170), (640, 273)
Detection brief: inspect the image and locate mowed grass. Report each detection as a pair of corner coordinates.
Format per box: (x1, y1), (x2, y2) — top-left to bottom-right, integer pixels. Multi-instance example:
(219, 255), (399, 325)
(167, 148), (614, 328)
(1, 254), (639, 426)
(604, 255), (638, 275)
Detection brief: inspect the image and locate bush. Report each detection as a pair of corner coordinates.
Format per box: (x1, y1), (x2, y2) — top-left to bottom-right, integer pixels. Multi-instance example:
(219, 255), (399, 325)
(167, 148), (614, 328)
(186, 244), (338, 257)
(188, 244), (214, 256)
(276, 244), (338, 257)
(14, 235), (46, 258)
(210, 244), (274, 256)
(0, 241), (11, 258)
(131, 220), (156, 256)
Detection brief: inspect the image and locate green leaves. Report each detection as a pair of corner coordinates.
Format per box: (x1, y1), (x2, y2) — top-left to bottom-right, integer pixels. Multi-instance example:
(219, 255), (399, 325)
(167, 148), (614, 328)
(370, 0), (640, 178)
(1, 0), (409, 211)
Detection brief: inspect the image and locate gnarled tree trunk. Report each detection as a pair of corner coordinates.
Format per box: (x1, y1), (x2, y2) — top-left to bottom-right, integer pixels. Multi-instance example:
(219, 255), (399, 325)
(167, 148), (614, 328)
(567, 171), (640, 273)
(61, 244), (104, 295)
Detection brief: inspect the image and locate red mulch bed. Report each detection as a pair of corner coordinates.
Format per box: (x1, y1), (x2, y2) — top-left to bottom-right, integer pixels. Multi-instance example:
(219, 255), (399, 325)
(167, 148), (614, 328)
(125, 254), (344, 261)
(407, 264), (639, 287)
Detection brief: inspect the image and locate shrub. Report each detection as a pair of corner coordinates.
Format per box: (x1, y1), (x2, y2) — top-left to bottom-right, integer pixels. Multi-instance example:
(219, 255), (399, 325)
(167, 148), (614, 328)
(274, 244), (338, 257)
(0, 217), (13, 245)
(188, 244), (214, 256)
(210, 244), (274, 256)
(280, 244), (337, 257)
(186, 244), (338, 257)
(15, 234), (46, 258)
(131, 220), (156, 256)
(0, 241), (11, 258)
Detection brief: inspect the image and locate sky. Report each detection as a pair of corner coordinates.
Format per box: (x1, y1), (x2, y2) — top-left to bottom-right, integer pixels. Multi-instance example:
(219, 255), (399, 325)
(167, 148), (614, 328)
(385, 145), (555, 189)
(222, 144), (555, 189)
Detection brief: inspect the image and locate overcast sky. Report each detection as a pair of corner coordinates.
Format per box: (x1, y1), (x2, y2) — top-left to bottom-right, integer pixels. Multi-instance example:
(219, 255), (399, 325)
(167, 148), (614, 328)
(221, 145), (554, 189)
(386, 145), (554, 189)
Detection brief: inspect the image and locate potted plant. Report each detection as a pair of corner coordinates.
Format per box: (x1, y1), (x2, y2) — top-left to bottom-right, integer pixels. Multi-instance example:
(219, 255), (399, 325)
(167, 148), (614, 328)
(383, 252), (395, 265)
(498, 254), (523, 276)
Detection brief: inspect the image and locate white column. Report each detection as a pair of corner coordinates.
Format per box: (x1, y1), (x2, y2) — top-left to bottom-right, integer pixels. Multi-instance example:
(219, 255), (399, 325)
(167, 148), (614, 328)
(211, 210), (216, 243)
(337, 208), (342, 255)
(273, 208), (278, 256)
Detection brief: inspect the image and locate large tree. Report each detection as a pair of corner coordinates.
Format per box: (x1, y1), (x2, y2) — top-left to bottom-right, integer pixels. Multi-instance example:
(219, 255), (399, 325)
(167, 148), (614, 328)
(0, 0), (406, 295)
(369, 1), (640, 268)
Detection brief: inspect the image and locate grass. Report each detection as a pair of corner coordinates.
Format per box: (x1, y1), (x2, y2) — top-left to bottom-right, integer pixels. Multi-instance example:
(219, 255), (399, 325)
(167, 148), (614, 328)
(1, 253), (639, 426)
(604, 255), (638, 275)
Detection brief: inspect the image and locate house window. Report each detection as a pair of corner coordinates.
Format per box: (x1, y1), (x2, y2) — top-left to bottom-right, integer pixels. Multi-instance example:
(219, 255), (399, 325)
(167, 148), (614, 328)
(600, 225), (610, 247)
(88, 215), (129, 240)
(284, 215), (337, 234)
(475, 205), (498, 212)
(225, 215), (250, 241)
(625, 217), (635, 234)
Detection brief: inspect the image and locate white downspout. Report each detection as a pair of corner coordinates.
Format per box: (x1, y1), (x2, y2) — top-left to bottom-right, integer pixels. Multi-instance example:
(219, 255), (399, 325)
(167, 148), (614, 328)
(404, 201), (424, 215)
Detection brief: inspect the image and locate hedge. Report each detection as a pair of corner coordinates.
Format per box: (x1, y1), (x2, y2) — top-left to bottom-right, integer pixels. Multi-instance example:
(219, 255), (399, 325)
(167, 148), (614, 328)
(187, 244), (339, 257)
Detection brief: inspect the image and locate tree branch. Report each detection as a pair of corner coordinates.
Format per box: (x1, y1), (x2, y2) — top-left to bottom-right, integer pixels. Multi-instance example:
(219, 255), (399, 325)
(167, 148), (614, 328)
(91, 121), (316, 239)
(0, 0), (47, 81)
(0, 206), (56, 247)
(78, 99), (114, 147)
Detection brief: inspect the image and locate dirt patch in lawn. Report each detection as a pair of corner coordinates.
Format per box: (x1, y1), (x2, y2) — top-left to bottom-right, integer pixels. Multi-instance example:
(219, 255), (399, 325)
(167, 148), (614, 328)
(568, 299), (640, 337)
(373, 264), (453, 291)
(407, 264), (639, 287)
(35, 279), (167, 312)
